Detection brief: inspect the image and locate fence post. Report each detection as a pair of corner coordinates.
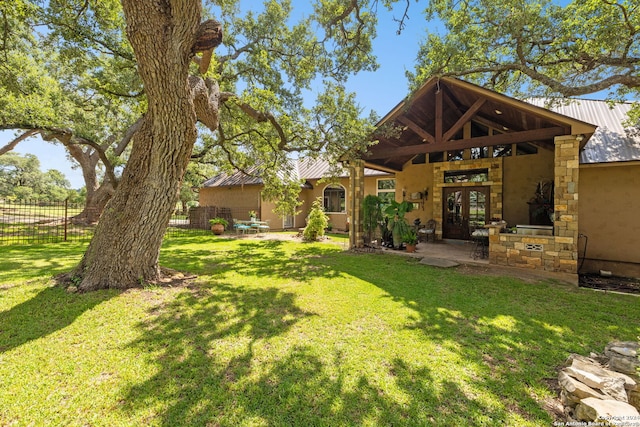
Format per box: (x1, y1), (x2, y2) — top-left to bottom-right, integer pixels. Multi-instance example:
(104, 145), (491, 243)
(64, 198), (68, 242)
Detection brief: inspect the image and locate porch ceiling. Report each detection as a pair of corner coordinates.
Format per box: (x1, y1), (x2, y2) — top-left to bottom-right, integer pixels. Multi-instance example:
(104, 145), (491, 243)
(364, 77), (597, 171)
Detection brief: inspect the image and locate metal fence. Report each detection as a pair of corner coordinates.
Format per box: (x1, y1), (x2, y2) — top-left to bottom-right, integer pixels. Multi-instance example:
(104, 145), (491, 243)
(0, 199), (94, 245)
(0, 200), (233, 245)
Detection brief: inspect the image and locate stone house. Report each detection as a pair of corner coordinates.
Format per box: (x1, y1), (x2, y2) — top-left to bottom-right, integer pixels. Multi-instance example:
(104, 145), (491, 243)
(346, 77), (640, 279)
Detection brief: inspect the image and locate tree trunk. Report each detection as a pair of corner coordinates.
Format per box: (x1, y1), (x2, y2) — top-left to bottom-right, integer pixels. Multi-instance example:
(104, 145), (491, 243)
(75, 0), (207, 291)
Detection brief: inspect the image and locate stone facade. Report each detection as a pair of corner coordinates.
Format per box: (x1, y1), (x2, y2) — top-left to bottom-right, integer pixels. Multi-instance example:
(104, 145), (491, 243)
(347, 160), (365, 248)
(487, 135), (582, 276)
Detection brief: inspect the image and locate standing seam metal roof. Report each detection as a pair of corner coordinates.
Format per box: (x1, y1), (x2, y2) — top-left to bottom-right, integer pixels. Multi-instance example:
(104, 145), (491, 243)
(528, 98), (640, 164)
(202, 158), (389, 188)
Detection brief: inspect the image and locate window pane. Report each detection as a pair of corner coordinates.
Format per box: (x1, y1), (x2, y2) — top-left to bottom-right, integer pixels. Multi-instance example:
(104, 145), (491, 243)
(378, 192), (395, 205)
(493, 145), (512, 157)
(377, 179), (395, 190)
(516, 143), (538, 155)
(444, 169), (488, 183)
(324, 186), (345, 213)
(471, 147), (488, 159)
(447, 150), (464, 161)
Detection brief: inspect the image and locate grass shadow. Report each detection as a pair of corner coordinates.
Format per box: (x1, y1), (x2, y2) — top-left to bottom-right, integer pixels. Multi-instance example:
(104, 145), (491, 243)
(0, 285), (117, 353)
(338, 252), (640, 422)
(160, 238), (344, 282)
(120, 280), (316, 425)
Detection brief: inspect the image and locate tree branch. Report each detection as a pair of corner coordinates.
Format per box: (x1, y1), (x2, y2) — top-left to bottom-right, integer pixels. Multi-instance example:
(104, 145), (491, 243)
(113, 117), (143, 156)
(0, 124), (118, 187)
(0, 129), (39, 155)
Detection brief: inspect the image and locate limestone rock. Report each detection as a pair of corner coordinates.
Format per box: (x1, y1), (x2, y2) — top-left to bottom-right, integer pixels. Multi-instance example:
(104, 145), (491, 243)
(630, 389), (640, 411)
(605, 341), (640, 375)
(559, 371), (608, 405)
(564, 366), (628, 402)
(571, 355), (637, 388)
(575, 397), (639, 426)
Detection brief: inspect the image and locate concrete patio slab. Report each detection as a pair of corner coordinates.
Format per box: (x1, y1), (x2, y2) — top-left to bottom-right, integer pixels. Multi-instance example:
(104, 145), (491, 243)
(419, 257), (460, 268)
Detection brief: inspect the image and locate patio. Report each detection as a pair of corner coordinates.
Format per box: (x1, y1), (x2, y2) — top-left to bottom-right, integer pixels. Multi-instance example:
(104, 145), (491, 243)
(400, 238), (488, 266)
(379, 238), (581, 285)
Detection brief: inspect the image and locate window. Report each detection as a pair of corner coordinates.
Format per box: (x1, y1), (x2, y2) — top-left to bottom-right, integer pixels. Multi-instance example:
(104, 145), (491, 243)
(493, 145), (512, 157)
(471, 147), (489, 159)
(444, 169), (489, 183)
(377, 179), (396, 205)
(324, 185), (346, 213)
(429, 152), (444, 163)
(447, 150), (464, 161)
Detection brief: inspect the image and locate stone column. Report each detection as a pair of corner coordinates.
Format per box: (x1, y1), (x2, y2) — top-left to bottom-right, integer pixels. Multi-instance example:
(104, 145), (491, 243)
(347, 159), (365, 249)
(553, 135), (581, 274)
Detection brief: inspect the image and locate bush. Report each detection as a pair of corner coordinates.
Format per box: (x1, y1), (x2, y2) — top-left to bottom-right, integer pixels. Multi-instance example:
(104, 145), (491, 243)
(303, 198), (328, 242)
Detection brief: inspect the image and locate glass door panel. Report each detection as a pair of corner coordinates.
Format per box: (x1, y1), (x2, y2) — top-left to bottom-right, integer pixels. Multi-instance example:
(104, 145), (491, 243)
(442, 186), (490, 240)
(468, 190), (487, 231)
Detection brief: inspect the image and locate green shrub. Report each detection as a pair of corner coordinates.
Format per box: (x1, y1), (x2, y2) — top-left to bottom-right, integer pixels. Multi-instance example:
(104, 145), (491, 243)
(303, 198), (328, 242)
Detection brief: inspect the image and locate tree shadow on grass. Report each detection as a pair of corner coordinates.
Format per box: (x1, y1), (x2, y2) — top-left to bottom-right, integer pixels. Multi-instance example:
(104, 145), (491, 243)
(124, 242), (640, 425)
(120, 280), (313, 425)
(0, 285), (116, 353)
(343, 253), (640, 422)
(120, 277), (511, 426)
(0, 243), (85, 284)
(161, 239), (344, 282)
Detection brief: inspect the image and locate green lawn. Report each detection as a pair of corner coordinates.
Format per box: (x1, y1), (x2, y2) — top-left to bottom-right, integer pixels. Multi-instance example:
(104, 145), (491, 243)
(0, 234), (638, 426)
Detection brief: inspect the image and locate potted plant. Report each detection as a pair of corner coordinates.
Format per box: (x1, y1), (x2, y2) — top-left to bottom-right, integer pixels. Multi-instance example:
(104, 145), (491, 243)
(403, 228), (418, 253)
(384, 200), (413, 249)
(248, 210), (258, 221)
(209, 217), (228, 235)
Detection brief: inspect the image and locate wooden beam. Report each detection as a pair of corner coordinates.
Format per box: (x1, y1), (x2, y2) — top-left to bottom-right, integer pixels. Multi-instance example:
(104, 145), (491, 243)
(365, 126), (565, 160)
(435, 88), (443, 143)
(442, 98), (486, 142)
(396, 116), (435, 144)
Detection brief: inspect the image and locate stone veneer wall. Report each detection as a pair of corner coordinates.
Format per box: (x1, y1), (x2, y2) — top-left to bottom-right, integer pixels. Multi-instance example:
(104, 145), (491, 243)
(348, 160), (365, 248)
(488, 135), (581, 275)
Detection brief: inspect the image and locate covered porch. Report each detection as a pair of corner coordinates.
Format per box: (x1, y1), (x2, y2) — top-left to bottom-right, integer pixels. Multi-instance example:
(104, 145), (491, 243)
(347, 77), (597, 278)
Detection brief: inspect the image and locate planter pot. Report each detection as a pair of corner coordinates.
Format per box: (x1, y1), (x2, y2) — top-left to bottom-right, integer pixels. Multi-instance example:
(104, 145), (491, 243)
(211, 224), (225, 235)
(405, 243), (417, 253)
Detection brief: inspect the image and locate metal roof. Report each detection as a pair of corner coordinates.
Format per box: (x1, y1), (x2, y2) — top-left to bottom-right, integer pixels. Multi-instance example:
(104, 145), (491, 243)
(527, 98), (640, 164)
(202, 158), (389, 188)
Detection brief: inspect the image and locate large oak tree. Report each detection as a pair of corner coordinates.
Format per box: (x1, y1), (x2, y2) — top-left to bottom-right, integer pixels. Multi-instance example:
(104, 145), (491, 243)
(7, 0), (388, 291)
(410, 0), (640, 119)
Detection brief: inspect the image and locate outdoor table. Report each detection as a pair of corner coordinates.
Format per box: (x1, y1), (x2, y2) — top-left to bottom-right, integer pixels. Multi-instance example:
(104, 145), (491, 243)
(470, 228), (489, 259)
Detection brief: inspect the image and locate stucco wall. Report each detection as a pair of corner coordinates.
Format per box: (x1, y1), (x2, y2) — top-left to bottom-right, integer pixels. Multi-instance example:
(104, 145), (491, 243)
(579, 163), (640, 277)
(199, 175), (385, 232)
(395, 163), (434, 225)
(502, 149), (555, 227)
(302, 177), (351, 231)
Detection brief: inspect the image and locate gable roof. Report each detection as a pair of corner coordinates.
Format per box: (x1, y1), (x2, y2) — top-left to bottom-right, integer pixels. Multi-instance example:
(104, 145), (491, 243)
(202, 158), (390, 188)
(527, 98), (640, 164)
(365, 77), (598, 171)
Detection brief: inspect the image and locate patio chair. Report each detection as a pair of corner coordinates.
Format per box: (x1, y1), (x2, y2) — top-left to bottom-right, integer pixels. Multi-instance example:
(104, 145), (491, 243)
(418, 219), (437, 243)
(256, 220), (270, 234)
(233, 219), (251, 235)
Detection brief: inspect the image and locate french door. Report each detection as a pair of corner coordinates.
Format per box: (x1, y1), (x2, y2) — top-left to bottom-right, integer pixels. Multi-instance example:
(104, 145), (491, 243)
(442, 186), (490, 240)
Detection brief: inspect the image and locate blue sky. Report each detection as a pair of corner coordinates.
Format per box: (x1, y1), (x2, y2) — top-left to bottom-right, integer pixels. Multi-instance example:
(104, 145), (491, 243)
(2, 3), (426, 189)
